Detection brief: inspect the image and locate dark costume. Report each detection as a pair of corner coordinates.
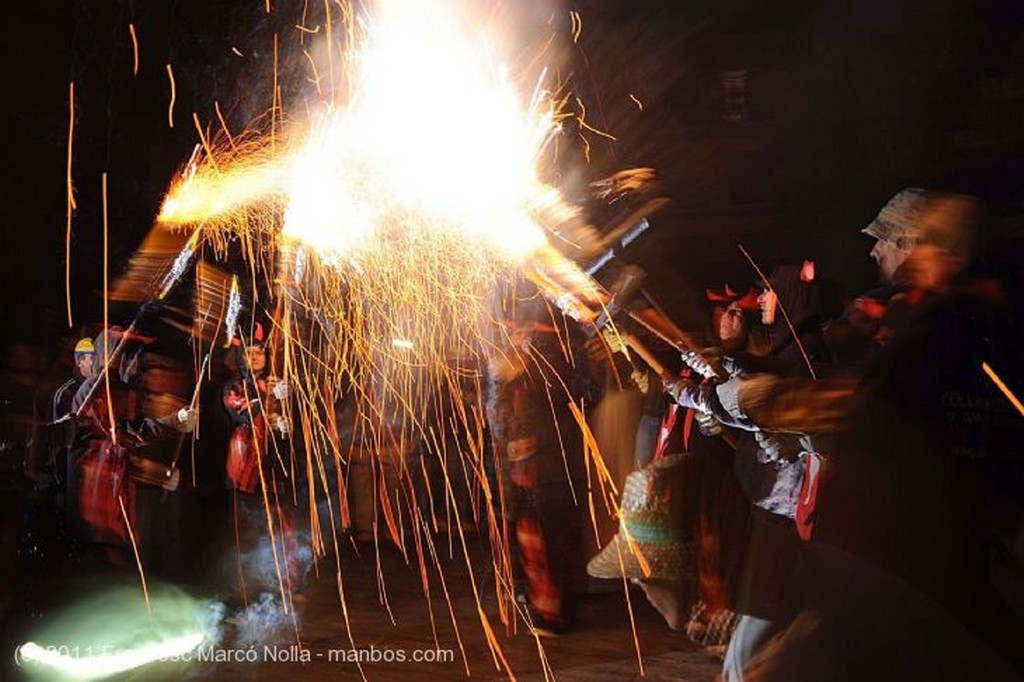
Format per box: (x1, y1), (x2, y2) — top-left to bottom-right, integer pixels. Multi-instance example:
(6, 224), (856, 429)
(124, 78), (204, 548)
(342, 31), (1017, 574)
(812, 277), (1024, 667)
(71, 331), (167, 548)
(732, 274), (1024, 680)
(485, 287), (585, 634)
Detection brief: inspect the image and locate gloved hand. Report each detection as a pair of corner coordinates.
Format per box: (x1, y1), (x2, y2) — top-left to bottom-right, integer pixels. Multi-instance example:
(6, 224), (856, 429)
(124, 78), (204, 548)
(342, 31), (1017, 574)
(161, 467), (181, 492)
(694, 410), (723, 437)
(270, 379), (289, 401)
(754, 431), (804, 463)
(269, 413), (290, 437)
(663, 376), (709, 411)
(713, 375), (746, 422)
(680, 350), (722, 381)
(176, 407), (196, 433)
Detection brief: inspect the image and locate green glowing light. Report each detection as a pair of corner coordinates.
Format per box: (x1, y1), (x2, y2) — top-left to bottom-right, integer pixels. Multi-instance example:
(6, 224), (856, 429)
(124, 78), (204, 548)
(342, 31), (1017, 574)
(19, 633), (204, 679)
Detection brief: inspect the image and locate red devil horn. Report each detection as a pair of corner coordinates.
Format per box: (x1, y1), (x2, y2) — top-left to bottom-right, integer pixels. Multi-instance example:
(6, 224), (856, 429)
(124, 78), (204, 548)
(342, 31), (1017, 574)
(800, 260), (816, 283)
(254, 322), (265, 342)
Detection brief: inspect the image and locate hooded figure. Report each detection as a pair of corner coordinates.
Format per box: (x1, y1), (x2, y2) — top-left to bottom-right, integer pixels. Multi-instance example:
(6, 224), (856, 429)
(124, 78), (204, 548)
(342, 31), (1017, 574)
(756, 262), (833, 374)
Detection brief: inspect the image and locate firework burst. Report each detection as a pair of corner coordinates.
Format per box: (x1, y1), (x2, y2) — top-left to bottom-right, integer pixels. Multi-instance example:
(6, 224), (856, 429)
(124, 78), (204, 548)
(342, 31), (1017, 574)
(155, 0), (623, 675)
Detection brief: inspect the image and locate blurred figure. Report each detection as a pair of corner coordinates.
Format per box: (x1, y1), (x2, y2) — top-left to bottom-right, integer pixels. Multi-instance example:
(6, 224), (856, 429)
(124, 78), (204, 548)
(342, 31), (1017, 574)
(828, 188), (930, 369)
(54, 338), (96, 531)
(863, 188), (924, 284)
(25, 338), (95, 496)
(485, 280), (585, 636)
(55, 338), (98, 417)
(627, 285), (761, 655)
(734, 192), (1024, 678)
(221, 323), (305, 604)
(660, 261), (837, 680)
(71, 328), (193, 564)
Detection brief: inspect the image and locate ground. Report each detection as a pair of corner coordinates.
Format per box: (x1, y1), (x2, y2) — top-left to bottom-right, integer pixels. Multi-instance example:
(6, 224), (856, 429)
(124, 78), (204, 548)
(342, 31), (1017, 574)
(8, 527), (722, 681)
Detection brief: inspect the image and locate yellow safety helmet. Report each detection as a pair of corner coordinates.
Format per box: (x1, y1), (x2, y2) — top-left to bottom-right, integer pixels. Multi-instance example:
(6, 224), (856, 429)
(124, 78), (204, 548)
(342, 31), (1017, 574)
(74, 337), (95, 355)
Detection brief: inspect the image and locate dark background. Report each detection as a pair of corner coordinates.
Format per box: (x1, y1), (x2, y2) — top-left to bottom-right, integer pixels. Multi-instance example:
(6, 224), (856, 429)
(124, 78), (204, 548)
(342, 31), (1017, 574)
(0, 0), (1022, 665)
(1, 0), (1022, 347)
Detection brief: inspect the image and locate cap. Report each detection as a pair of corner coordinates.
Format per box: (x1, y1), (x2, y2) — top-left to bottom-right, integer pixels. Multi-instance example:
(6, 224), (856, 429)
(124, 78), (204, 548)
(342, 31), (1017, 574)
(74, 338), (95, 355)
(862, 188), (927, 249)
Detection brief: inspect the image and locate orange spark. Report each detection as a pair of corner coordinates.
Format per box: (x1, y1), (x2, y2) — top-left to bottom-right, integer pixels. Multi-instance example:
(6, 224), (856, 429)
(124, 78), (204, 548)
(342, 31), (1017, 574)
(231, 46), (244, 57)
(575, 95), (617, 141)
(128, 23), (139, 76)
(982, 361), (1024, 416)
(213, 101), (236, 150)
(165, 63), (176, 128)
(192, 113), (217, 167)
(119, 495), (152, 617)
(629, 93), (643, 110)
(65, 81), (76, 328)
(614, 542), (645, 675)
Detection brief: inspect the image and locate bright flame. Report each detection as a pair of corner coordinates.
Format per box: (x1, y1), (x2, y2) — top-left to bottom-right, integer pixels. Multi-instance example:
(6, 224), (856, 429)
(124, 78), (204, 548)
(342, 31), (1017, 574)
(159, 154), (288, 226)
(282, 0), (553, 260)
(147, 3), (623, 676)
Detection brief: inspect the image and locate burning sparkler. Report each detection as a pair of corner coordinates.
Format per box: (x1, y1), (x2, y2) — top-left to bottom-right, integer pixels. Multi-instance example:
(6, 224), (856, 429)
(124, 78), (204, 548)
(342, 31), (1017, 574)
(149, 0), (659, 675)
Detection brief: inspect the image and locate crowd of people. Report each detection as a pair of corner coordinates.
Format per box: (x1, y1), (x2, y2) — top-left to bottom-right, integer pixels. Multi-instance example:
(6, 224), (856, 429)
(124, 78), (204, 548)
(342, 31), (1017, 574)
(1, 186), (1022, 679)
(572, 188), (1024, 679)
(480, 186), (1022, 678)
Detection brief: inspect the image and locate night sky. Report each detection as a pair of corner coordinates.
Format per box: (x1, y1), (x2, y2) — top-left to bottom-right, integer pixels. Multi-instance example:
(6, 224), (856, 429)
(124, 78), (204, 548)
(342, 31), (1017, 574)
(2, 0), (1022, 349)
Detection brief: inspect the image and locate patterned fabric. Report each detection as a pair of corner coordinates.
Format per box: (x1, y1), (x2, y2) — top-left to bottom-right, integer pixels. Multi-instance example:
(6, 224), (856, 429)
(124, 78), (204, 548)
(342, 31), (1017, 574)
(685, 599), (742, 657)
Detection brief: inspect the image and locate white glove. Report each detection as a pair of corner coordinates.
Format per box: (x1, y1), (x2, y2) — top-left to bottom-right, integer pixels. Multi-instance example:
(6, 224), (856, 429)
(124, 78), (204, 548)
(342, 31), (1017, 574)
(714, 375), (747, 421)
(694, 410), (723, 437)
(176, 407), (196, 433)
(271, 379), (289, 401)
(161, 467), (181, 492)
(269, 413), (290, 436)
(754, 431), (804, 464)
(681, 350), (723, 381)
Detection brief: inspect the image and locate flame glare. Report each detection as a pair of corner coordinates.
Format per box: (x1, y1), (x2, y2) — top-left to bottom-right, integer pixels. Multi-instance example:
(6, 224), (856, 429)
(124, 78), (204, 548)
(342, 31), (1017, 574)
(153, 0), (622, 674)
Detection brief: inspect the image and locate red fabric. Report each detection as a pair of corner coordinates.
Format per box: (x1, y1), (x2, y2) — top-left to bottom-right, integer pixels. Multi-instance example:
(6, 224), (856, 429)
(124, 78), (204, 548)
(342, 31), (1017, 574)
(706, 284), (760, 311)
(682, 407), (695, 453)
(223, 374), (269, 494)
(516, 515), (562, 623)
(79, 440), (134, 544)
(227, 418), (265, 494)
(76, 386), (142, 545)
(654, 404), (679, 461)
(795, 453), (823, 541)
